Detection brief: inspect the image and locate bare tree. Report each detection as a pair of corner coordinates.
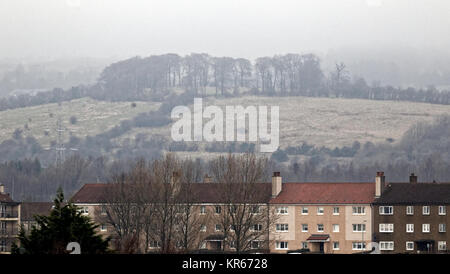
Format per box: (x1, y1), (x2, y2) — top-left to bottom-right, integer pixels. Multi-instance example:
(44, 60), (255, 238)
(209, 153), (277, 253)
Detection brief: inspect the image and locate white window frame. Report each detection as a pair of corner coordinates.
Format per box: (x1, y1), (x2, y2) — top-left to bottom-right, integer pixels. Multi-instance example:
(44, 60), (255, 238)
(200, 225), (206, 232)
(215, 224), (222, 232)
(317, 207), (324, 215)
(352, 224), (366, 232)
(100, 224), (107, 231)
(379, 206), (393, 215)
(332, 224), (340, 233)
(317, 224), (324, 232)
(332, 207), (340, 215)
(379, 241), (394, 251)
(406, 241), (414, 251)
(422, 206), (430, 215)
(333, 242), (340, 250)
(379, 223), (394, 233)
(200, 206), (206, 214)
(301, 207), (308, 215)
(352, 206), (366, 215)
(301, 242), (308, 249)
(301, 224), (308, 232)
(439, 223), (446, 233)
(215, 206), (222, 214)
(276, 241), (288, 250)
(406, 206), (414, 215)
(352, 242), (366, 250)
(439, 206), (446, 216)
(406, 224), (414, 233)
(277, 207), (288, 215)
(276, 223), (289, 232)
(422, 224), (430, 233)
(438, 241), (447, 251)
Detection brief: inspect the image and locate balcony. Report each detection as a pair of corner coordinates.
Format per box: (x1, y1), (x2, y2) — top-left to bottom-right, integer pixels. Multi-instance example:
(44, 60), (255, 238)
(0, 228), (19, 237)
(0, 211), (19, 219)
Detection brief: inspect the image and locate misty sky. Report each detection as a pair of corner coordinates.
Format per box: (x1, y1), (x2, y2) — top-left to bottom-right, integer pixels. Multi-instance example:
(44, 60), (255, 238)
(1, 0), (450, 61)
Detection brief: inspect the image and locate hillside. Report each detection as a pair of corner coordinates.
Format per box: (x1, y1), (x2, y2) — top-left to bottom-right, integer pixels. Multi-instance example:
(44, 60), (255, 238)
(1, 95), (449, 158)
(0, 97), (160, 147)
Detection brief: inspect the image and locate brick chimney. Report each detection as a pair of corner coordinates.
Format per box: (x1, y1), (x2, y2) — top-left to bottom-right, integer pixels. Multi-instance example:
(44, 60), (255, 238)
(272, 172), (282, 198)
(409, 173), (417, 184)
(375, 171), (386, 198)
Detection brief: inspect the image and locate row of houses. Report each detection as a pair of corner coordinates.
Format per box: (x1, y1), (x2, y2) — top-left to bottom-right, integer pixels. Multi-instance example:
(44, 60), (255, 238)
(1, 171), (450, 254)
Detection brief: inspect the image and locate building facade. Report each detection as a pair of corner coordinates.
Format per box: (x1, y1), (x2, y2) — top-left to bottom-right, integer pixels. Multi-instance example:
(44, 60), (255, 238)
(0, 184), (20, 254)
(269, 173), (374, 253)
(373, 173), (450, 254)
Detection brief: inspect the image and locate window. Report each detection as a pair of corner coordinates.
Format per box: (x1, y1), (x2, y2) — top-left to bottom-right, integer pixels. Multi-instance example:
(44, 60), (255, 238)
(438, 241), (447, 251)
(200, 206), (206, 214)
(317, 224), (324, 232)
(100, 206), (107, 215)
(333, 207), (340, 215)
(439, 223), (446, 233)
(333, 242), (340, 250)
(149, 241), (160, 249)
(215, 206), (221, 214)
(200, 241), (207, 249)
(353, 224), (366, 232)
(252, 224), (262, 232)
(406, 242), (414, 251)
(439, 206), (446, 215)
(230, 205), (237, 214)
(332, 224), (340, 233)
(251, 206), (261, 214)
(352, 242), (366, 250)
(215, 224), (222, 232)
(317, 207), (324, 215)
(380, 241), (394, 251)
(406, 224), (414, 233)
(422, 224), (430, 233)
(276, 224), (289, 232)
(100, 224), (107, 231)
(422, 206), (430, 215)
(200, 225), (206, 232)
(352, 206), (366, 215)
(230, 225), (236, 232)
(406, 206), (414, 215)
(379, 223), (394, 233)
(0, 240), (6, 252)
(276, 241), (288, 250)
(277, 207), (288, 215)
(379, 206), (393, 215)
(301, 207), (308, 215)
(251, 241), (261, 249)
(301, 242), (308, 249)
(79, 206), (89, 215)
(229, 241), (236, 249)
(301, 224), (308, 232)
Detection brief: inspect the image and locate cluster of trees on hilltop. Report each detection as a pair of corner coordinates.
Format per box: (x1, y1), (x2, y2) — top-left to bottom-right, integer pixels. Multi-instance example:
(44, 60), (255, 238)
(1, 53), (450, 112)
(94, 53), (450, 105)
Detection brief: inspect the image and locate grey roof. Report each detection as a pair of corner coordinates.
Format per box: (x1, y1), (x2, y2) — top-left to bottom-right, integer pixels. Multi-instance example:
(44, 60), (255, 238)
(374, 182), (450, 205)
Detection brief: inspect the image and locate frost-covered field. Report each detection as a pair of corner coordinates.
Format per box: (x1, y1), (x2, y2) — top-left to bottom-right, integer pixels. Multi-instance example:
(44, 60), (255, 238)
(0, 97), (160, 147)
(114, 96), (450, 152)
(2, 95), (449, 155)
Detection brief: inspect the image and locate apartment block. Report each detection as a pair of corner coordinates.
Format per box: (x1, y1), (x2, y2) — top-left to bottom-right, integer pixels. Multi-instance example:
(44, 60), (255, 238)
(269, 173), (374, 253)
(0, 184), (20, 254)
(373, 173), (450, 254)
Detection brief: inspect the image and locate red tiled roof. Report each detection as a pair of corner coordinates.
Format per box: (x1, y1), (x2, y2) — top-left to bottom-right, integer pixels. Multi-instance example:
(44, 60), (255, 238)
(307, 234), (330, 242)
(71, 184), (109, 203)
(269, 182), (375, 204)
